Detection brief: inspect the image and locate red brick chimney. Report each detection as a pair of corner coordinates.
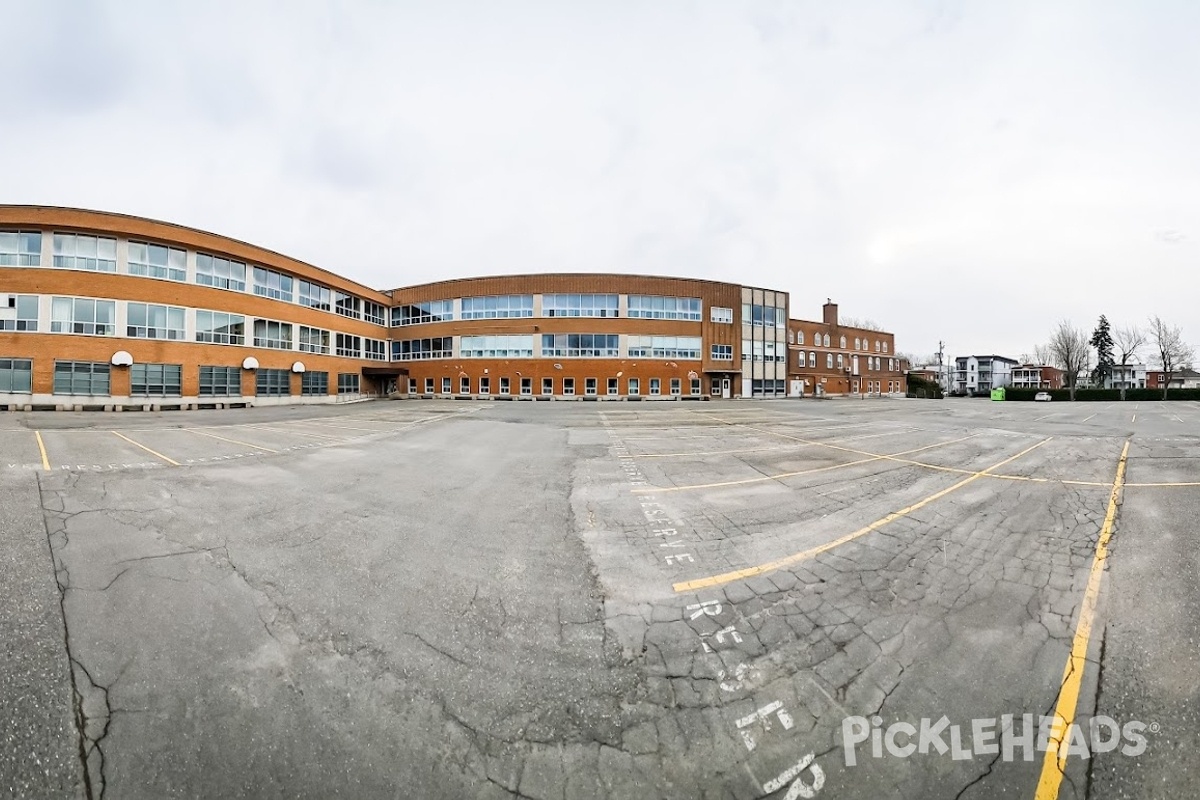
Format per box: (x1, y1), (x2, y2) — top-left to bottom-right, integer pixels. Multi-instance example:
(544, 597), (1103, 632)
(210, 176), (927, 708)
(823, 298), (838, 327)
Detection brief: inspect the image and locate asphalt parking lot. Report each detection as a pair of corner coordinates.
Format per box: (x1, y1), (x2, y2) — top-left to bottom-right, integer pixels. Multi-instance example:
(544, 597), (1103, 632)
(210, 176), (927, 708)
(3, 396), (1199, 799)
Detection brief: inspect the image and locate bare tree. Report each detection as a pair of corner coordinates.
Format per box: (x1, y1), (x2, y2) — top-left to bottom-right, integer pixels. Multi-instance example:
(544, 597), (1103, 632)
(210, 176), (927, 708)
(1033, 343), (1053, 366)
(840, 317), (884, 331)
(1147, 316), (1195, 398)
(1047, 321), (1090, 400)
(1112, 325), (1147, 366)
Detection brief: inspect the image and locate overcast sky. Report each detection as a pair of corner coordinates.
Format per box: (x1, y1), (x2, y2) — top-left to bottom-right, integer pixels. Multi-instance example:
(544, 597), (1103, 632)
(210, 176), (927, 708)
(5, 0), (1197, 362)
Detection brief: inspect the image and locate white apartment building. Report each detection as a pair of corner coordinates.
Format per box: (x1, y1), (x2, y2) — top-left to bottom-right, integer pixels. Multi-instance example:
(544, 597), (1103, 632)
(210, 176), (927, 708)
(952, 355), (1018, 394)
(1104, 363), (1148, 390)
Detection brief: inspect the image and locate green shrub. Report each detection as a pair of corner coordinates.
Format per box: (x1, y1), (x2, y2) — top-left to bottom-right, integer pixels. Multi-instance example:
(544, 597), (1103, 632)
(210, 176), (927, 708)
(1126, 387), (1200, 401)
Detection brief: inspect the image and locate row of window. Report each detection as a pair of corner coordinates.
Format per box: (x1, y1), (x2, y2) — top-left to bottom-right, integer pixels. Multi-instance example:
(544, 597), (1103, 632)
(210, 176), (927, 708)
(5, 295), (386, 359)
(1, 230), (386, 325)
(741, 340), (789, 363)
(392, 295), (711, 325)
(417, 375), (705, 397)
(790, 330), (890, 352)
(0, 358), (365, 397)
(795, 352), (899, 371)
(392, 334), (711, 361)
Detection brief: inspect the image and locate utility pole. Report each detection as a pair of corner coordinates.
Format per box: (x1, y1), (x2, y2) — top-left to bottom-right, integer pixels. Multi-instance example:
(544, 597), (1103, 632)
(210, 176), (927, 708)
(936, 340), (946, 394)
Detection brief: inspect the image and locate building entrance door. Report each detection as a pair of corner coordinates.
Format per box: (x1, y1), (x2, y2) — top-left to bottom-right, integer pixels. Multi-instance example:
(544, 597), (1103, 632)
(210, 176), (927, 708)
(721, 378), (731, 399)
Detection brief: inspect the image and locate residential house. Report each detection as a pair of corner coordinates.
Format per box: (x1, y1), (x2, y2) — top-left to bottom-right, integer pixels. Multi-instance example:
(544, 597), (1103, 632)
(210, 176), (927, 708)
(1011, 364), (1064, 390)
(952, 355), (1018, 394)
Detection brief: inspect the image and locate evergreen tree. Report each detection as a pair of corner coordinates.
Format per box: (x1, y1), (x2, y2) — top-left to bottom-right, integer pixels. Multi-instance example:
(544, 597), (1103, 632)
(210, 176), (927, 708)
(1090, 314), (1115, 386)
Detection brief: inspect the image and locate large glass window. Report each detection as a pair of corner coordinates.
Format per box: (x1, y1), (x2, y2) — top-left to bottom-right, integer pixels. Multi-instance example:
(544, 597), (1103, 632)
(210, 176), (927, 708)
(252, 267), (294, 302)
(199, 366), (242, 396)
(253, 320), (293, 349)
(363, 301), (386, 326)
(743, 303), (785, 329)
(627, 296), (701, 321)
(461, 295), (534, 319)
(196, 311), (245, 345)
(52, 233), (116, 272)
(394, 337), (453, 361)
(50, 297), (116, 335)
(336, 333), (361, 357)
(460, 335), (535, 357)
(334, 292), (361, 319)
(710, 306), (733, 324)
(338, 373), (360, 394)
(626, 336), (702, 359)
(0, 231), (41, 266)
(0, 358), (33, 392)
(256, 368), (291, 396)
(53, 361), (110, 395)
(298, 280), (332, 311)
(393, 300), (454, 326)
(299, 326), (330, 354)
(301, 370), (329, 395)
(364, 339), (387, 361)
(128, 241), (186, 281)
(1, 295), (39, 331)
(195, 253), (247, 291)
(126, 303), (185, 340)
(711, 344), (733, 361)
(542, 294), (618, 318)
(130, 363), (182, 396)
(541, 333), (619, 357)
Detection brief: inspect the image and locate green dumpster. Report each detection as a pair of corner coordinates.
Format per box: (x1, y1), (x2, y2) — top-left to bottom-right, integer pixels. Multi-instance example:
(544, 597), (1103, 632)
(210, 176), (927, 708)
(991, 387), (1006, 401)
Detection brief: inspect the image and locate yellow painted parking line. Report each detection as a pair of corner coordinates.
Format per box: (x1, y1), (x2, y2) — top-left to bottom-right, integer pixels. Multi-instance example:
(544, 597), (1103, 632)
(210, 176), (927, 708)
(636, 433), (980, 494)
(673, 438), (1052, 593)
(34, 430), (51, 471)
(1034, 440), (1129, 799)
(111, 431), (180, 466)
(187, 428), (278, 453)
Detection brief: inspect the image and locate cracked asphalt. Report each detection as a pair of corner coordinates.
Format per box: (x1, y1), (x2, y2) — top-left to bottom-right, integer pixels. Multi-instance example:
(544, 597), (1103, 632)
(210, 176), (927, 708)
(2, 397), (1199, 799)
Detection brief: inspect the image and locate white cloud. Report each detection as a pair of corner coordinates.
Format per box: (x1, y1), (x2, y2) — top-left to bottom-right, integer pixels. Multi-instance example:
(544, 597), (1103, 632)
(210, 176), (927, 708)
(4, 0), (1199, 358)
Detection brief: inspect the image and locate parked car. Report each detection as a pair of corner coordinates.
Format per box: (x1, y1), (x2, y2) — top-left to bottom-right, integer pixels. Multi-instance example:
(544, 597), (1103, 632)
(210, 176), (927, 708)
(1034, 392), (1052, 402)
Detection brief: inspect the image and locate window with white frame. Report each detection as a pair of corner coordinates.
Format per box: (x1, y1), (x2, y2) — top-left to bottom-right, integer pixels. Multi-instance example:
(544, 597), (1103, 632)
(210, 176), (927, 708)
(299, 326), (330, 354)
(690, 378), (701, 395)
(252, 266), (294, 302)
(364, 339), (386, 361)
(826, 353), (833, 369)
(585, 377), (597, 395)
(627, 295), (701, 320)
(334, 291), (361, 319)
(394, 337), (452, 361)
(521, 377), (532, 395)
(628, 377), (640, 395)
(441, 377), (451, 393)
(649, 378), (661, 395)
(393, 300), (454, 325)
(363, 301), (386, 326)
(823, 333), (831, 347)
(875, 340), (881, 352)
(883, 342), (889, 353)
(809, 351), (816, 367)
(607, 377), (618, 395)
(299, 280), (332, 311)
(840, 336), (846, 349)
(542, 294), (619, 318)
(855, 338), (861, 350)
(710, 306), (733, 324)
(626, 336), (702, 359)
(460, 295), (534, 319)
(253, 319), (293, 349)
(126, 303), (185, 340)
(128, 241), (186, 281)
(541, 377), (553, 395)
(540, 333), (619, 357)
(670, 378), (681, 395)
(711, 344), (733, 361)
(195, 253), (247, 290)
(130, 363), (182, 396)
(0, 231), (41, 266)
(336, 333), (361, 358)
(50, 297), (116, 335)
(196, 311), (245, 345)
(460, 335), (535, 358)
(837, 353), (844, 368)
(1, 295), (38, 331)
(53, 233), (116, 272)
